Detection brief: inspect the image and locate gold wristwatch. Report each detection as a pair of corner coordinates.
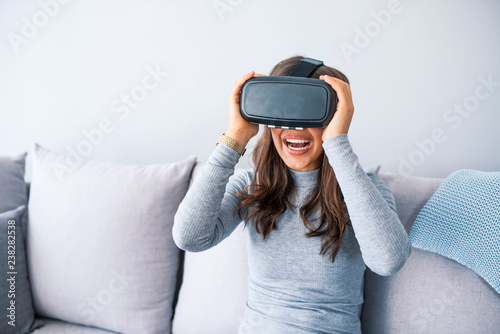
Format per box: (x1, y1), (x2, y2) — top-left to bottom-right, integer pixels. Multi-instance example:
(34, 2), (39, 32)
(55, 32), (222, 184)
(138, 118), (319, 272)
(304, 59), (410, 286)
(216, 133), (246, 156)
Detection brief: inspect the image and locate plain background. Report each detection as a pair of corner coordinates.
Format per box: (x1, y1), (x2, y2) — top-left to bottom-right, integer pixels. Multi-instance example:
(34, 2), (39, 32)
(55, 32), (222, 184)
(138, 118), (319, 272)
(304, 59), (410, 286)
(1, 0), (499, 180)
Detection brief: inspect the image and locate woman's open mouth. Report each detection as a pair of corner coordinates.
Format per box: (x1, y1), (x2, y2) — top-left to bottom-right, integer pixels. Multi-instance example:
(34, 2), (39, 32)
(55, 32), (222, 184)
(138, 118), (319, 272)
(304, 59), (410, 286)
(282, 136), (313, 155)
(285, 138), (311, 151)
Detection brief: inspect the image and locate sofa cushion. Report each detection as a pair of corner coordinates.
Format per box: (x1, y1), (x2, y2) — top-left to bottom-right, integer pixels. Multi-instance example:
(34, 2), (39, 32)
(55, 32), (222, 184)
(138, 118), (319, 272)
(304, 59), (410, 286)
(172, 163), (381, 334)
(376, 172), (444, 233)
(361, 172), (500, 334)
(172, 222), (249, 334)
(34, 317), (119, 333)
(27, 143), (196, 334)
(0, 153), (29, 236)
(0, 206), (43, 334)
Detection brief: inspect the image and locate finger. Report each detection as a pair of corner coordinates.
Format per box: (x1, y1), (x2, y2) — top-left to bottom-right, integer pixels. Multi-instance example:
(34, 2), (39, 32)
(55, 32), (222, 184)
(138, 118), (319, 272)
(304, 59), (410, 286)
(319, 75), (351, 95)
(320, 75), (352, 107)
(230, 71), (255, 98)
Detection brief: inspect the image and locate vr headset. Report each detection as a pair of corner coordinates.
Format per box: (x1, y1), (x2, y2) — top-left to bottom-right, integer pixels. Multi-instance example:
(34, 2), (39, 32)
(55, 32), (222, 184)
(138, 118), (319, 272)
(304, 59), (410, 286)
(239, 57), (337, 130)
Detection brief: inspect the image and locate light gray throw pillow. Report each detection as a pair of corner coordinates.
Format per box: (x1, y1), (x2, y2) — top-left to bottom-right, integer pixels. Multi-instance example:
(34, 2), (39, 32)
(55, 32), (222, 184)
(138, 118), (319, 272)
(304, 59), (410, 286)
(27, 143), (196, 334)
(362, 172), (500, 334)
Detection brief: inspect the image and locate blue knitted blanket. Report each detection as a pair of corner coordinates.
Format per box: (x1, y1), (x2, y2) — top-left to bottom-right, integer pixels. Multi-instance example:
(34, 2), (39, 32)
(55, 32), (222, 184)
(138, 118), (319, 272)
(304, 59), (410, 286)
(409, 169), (500, 294)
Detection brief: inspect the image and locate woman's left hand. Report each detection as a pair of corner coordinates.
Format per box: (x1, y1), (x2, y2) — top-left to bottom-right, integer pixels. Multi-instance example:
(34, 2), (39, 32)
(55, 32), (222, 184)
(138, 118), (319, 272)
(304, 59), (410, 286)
(319, 75), (355, 142)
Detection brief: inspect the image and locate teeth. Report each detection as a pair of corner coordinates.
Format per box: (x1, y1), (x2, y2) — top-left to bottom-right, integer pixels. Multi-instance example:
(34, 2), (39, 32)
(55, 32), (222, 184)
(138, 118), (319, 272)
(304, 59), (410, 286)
(288, 145), (310, 151)
(286, 139), (309, 143)
(285, 138), (311, 151)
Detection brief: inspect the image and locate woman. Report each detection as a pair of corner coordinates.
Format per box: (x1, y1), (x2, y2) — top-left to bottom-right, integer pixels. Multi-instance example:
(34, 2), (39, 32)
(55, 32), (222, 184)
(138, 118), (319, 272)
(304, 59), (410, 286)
(173, 56), (412, 334)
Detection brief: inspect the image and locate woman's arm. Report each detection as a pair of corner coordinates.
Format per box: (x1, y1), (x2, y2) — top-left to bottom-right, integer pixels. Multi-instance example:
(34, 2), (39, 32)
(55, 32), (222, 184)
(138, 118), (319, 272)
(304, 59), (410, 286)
(323, 134), (412, 276)
(319, 74), (411, 275)
(173, 71), (264, 252)
(172, 143), (251, 252)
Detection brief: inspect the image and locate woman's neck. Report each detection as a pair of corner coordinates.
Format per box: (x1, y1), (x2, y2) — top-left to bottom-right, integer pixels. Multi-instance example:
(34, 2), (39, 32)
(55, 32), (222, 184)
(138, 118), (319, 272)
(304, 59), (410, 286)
(288, 167), (320, 187)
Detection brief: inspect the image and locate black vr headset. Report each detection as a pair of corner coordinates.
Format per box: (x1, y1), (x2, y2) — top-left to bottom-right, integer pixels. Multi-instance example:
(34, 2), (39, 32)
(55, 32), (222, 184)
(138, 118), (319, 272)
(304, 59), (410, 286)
(239, 57), (337, 130)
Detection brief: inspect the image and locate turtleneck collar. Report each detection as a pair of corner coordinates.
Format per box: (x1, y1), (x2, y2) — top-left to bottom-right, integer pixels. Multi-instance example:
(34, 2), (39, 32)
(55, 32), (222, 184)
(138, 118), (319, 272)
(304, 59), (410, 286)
(288, 167), (320, 187)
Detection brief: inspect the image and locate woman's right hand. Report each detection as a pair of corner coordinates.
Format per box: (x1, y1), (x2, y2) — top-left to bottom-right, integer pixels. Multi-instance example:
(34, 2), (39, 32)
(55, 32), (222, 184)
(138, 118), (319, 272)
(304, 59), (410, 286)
(225, 71), (266, 147)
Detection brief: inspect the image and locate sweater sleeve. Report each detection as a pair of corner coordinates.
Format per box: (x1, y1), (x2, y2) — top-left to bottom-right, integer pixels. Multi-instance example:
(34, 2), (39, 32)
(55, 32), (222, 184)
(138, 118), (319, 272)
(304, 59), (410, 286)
(172, 143), (252, 252)
(323, 134), (412, 276)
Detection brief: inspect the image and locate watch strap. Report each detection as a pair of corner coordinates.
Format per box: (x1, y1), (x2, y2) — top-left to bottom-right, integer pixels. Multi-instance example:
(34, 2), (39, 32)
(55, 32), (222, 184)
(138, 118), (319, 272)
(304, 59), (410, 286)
(216, 133), (246, 156)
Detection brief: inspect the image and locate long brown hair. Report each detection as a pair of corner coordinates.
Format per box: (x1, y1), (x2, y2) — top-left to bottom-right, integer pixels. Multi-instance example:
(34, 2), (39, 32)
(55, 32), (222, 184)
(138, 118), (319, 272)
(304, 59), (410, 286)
(236, 56), (351, 262)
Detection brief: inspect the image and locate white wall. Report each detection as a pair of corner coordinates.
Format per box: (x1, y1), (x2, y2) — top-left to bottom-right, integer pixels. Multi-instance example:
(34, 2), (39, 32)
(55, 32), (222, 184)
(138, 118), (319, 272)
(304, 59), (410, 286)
(1, 0), (499, 180)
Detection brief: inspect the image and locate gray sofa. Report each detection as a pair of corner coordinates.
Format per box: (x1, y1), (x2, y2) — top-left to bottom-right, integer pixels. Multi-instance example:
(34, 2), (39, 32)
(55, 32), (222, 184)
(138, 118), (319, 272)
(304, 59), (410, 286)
(1, 147), (499, 334)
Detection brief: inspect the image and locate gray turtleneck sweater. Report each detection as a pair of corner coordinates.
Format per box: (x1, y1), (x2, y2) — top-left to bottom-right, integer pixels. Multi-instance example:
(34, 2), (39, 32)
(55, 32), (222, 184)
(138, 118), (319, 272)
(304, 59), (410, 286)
(173, 134), (412, 334)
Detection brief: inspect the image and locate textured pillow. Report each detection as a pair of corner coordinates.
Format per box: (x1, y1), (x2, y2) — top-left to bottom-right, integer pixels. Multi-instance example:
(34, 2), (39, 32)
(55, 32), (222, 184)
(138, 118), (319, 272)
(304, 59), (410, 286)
(361, 172), (500, 334)
(0, 206), (43, 334)
(27, 143), (196, 334)
(172, 164), (381, 334)
(409, 170), (500, 293)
